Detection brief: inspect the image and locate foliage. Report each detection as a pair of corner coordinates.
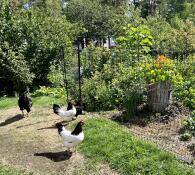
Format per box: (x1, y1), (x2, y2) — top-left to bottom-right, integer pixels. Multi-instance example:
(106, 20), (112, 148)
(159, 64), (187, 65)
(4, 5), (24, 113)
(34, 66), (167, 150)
(32, 86), (66, 99)
(81, 44), (111, 78)
(157, 0), (194, 21)
(145, 16), (195, 59)
(182, 111), (195, 138)
(173, 58), (195, 109)
(169, 18), (195, 58)
(15, 4), (76, 84)
(133, 0), (194, 21)
(32, 96), (65, 107)
(47, 68), (64, 87)
(82, 62), (145, 112)
(140, 55), (176, 83)
(145, 16), (173, 54)
(79, 117), (195, 175)
(82, 72), (114, 111)
(180, 132), (192, 141)
(0, 0), (80, 94)
(116, 24), (153, 60)
(0, 1), (34, 90)
(81, 24), (152, 112)
(64, 0), (113, 39)
(64, 0), (129, 45)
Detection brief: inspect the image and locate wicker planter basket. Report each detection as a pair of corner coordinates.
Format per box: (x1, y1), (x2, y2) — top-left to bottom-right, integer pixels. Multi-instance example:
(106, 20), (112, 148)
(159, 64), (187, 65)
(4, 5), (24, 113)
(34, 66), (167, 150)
(147, 80), (172, 112)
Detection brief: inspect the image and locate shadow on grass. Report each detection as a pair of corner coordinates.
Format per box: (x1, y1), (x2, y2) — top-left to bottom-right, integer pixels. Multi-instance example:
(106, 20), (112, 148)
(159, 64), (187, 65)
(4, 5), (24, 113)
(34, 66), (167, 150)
(37, 126), (56, 130)
(37, 121), (69, 130)
(34, 151), (72, 162)
(16, 119), (59, 129)
(0, 114), (24, 127)
(16, 121), (42, 128)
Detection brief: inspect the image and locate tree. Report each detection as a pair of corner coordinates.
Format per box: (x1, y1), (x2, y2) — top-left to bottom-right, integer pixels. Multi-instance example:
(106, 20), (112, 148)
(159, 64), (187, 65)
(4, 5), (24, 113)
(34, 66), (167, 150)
(0, 0), (79, 94)
(0, 0), (34, 94)
(64, 0), (128, 46)
(116, 24), (153, 61)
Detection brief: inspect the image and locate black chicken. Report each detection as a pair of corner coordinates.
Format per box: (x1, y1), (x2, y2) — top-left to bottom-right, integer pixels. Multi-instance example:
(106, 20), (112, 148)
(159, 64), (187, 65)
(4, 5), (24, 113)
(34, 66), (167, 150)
(18, 93), (32, 117)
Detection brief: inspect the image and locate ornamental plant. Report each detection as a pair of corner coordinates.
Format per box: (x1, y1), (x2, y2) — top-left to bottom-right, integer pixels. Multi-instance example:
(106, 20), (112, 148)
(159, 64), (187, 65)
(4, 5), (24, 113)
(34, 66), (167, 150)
(142, 55), (176, 84)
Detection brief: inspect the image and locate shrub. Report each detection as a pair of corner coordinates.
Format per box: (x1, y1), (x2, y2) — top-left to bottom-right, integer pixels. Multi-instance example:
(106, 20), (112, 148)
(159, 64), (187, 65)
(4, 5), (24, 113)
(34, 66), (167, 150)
(173, 59), (195, 109)
(182, 111), (195, 136)
(32, 86), (66, 98)
(82, 73), (116, 111)
(82, 63), (145, 112)
(140, 55), (177, 84)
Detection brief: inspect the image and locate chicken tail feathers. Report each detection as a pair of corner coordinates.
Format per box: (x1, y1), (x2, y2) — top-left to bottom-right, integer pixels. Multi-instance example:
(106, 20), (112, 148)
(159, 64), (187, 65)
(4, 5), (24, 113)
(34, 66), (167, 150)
(56, 123), (64, 134)
(53, 104), (60, 114)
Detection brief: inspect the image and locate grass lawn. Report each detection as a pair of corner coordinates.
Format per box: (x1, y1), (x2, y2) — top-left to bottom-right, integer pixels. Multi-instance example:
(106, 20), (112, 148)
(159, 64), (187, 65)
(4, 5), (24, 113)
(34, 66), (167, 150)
(0, 98), (194, 175)
(0, 97), (18, 110)
(79, 117), (195, 175)
(0, 96), (65, 110)
(0, 165), (32, 175)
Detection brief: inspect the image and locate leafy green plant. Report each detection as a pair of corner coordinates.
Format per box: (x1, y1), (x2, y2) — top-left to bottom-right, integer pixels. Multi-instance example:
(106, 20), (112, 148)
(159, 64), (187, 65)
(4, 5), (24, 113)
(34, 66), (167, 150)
(140, 55), (177, 84)
(173, 59), (195, 109)
(181, 111), (195, 138)
(32, 86), (66, 99)
(82, 62), (145, 112)
(81, 44), (111, 78)
(82, 74), (115, 111)
(116, 24), (153, 60)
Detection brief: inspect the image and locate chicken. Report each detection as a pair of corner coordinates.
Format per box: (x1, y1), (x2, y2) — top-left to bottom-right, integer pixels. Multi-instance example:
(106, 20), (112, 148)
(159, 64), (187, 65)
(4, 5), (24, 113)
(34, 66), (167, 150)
(53, 102), (83, 122)
(18, 93), (32, 117)
(56, 120), (84, 152)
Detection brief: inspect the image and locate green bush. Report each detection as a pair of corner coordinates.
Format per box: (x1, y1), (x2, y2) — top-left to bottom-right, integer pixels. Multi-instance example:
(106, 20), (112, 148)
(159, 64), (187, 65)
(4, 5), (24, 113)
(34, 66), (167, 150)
(81, 45), (111, 78)
(173, 59), (195, 109)
(32, 86), (66, 99)
(82, 63), (145, 112)
(182, 110), (195, 137)
(82, 74), (116, 111)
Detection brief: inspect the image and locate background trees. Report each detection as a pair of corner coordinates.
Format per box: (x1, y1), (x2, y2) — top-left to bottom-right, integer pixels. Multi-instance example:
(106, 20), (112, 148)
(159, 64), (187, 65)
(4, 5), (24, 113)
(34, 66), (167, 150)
(0, 0), (77, 94)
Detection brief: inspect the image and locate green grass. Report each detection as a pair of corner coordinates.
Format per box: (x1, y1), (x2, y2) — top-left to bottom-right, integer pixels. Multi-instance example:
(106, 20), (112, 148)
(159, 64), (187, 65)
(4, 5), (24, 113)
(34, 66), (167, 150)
(79, 118), (195, 175)
(0, 165), (32, 175)
(0, 96), (66, 110)
(32, 96), (65, 107)
(0, 97), (18, 110)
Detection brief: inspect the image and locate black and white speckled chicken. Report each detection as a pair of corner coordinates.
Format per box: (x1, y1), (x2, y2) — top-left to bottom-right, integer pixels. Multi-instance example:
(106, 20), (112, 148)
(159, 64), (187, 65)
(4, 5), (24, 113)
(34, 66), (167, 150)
(56, 120), (84, 153)
(53, 102), (84, 122)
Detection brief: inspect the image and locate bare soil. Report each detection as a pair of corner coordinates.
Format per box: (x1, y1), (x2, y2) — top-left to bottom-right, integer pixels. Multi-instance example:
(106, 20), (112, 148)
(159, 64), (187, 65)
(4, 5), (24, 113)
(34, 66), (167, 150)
(0, 107), (119, 175)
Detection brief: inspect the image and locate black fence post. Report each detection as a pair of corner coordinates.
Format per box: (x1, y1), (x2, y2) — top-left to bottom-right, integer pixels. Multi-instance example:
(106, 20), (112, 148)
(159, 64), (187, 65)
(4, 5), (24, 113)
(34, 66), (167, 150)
(62, 45), (69, 103)
(77, 42), (82, 102)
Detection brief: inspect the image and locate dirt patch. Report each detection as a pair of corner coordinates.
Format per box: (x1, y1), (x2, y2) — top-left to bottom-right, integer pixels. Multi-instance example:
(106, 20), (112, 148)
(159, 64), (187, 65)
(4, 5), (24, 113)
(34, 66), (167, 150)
(0, 107), (119, 175)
